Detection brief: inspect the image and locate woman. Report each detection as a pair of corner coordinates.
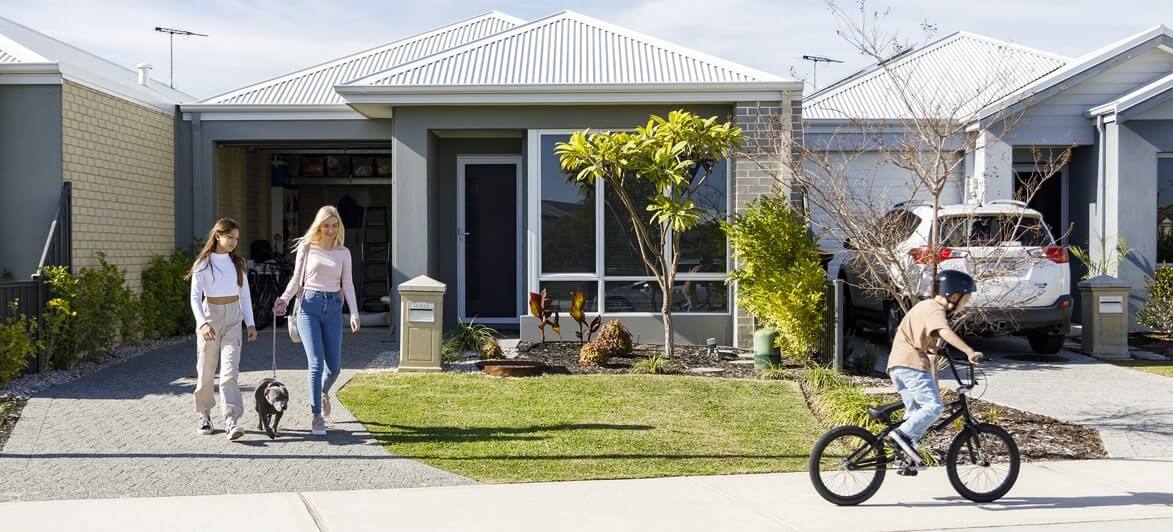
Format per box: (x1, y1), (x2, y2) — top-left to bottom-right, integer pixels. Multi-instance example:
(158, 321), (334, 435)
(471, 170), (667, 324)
(274, 206), (360, 436)
(187, 218), (257, 441)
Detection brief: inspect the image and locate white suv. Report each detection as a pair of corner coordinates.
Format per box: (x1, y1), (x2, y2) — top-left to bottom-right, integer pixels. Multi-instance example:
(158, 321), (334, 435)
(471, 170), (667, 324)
(839, 200), (1073, 354)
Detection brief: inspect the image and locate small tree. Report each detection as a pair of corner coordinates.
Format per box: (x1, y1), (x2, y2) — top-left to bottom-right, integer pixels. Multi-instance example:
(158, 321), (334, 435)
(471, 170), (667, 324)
(557, 111), (744, 357)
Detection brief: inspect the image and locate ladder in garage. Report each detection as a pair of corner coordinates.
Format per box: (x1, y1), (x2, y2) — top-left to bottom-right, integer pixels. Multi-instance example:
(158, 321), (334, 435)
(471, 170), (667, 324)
(360, 206), (390, 312)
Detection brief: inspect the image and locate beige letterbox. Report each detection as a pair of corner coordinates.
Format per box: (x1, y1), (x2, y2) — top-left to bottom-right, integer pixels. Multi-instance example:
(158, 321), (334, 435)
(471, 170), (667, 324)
(1078, 275), (1131, 359)
(397, 275), (446, 373)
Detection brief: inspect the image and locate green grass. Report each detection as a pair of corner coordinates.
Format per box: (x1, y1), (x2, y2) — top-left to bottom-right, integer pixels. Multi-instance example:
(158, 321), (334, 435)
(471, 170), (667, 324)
(339, 373), (822, 483)
(1111, 360), (1173, 378)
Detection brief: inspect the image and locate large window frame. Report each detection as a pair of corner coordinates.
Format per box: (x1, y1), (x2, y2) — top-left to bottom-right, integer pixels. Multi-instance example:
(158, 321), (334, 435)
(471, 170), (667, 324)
(527, 129), (732, 316)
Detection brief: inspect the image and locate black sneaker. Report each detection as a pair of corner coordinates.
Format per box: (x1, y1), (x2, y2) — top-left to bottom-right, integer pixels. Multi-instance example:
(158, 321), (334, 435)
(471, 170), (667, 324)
(886, 430), (922, 465)
(197, 415), (213, 435)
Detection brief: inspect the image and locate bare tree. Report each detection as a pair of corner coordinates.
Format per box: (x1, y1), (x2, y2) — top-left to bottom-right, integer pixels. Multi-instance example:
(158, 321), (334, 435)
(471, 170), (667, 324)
(742, 1), (1073, 332)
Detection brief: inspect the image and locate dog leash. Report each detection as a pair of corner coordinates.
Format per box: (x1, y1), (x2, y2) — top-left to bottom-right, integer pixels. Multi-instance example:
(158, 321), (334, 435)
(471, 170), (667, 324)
(271, 315), (278, 380)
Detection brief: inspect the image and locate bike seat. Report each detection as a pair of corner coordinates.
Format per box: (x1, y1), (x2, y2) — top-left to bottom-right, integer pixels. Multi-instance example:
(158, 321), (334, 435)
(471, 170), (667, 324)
(868, 401), (904, 421)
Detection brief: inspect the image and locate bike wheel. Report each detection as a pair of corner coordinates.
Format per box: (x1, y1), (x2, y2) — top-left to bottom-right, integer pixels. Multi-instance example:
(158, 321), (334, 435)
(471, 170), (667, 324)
(809, 425), (887, 506)
(946, 423), (1020, 502)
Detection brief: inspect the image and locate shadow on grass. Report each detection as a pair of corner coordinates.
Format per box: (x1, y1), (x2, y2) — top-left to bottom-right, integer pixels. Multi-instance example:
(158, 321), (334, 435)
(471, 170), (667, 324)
(355, 421), (656, 444)
(394, 452), (813, 461)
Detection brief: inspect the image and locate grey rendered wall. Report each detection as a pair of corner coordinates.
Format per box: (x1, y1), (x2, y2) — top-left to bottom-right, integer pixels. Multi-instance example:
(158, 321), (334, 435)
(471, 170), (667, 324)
(433, 137), (524, 328)
(392, 105), (733, 341)
(177, 117), (394, 249)
(0, 85), (62, 279)
(1109, 122), (1159, 322)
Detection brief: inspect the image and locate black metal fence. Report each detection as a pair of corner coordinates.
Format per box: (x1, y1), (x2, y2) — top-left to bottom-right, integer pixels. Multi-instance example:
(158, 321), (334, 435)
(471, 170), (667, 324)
(0, 279), (49, 373)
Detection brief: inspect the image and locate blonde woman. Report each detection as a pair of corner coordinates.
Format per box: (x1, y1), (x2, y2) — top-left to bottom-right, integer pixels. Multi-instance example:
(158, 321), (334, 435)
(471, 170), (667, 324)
(274, 206), (360, 436)
(187, 218), (257, 441)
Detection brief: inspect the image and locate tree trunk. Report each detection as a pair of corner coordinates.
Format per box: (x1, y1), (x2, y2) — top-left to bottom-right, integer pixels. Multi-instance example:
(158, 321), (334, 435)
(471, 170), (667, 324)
(661, 286), (674, 358)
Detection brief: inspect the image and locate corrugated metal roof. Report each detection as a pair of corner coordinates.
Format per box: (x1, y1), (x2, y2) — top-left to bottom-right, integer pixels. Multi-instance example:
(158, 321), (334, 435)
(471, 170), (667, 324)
(200, 12), (524, 105)
(0, 49), (24, 63)
(347, 10), (789, 88)
(804, 32), (1068, 120)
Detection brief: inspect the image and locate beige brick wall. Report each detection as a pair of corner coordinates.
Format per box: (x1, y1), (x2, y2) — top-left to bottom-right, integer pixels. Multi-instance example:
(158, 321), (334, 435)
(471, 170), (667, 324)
(62, 81), (175, 293)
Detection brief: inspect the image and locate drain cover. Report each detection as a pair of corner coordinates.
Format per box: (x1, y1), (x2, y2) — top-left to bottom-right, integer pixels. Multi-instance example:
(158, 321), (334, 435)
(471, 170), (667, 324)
(1006, 354), (1068, 363)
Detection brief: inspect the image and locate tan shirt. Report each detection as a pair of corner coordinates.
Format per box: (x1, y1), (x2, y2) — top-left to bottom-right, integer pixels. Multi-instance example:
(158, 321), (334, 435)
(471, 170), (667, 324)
(887, 299), (951, 375)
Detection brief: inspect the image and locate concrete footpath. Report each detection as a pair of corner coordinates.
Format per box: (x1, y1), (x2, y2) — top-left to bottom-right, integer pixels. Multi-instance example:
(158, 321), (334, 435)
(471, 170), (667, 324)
(2, 457), (1172, 531)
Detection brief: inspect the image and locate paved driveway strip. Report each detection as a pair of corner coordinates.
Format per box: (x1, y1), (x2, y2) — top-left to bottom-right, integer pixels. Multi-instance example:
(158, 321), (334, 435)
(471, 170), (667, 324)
(0, 329), (471, 502)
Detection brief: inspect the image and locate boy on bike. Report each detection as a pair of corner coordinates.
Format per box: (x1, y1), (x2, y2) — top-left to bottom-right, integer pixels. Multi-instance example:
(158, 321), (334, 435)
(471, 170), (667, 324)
(886, 270), (984, 473)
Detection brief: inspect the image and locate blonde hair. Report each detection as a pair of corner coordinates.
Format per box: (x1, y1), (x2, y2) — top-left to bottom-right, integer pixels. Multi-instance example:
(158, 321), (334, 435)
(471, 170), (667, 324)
(293, 206), (345, 250)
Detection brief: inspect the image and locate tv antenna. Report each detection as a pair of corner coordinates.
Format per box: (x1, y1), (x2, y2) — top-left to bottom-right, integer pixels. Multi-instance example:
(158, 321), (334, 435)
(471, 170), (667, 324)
(154, 26), (208, 88)
(801, 55), (843, 92)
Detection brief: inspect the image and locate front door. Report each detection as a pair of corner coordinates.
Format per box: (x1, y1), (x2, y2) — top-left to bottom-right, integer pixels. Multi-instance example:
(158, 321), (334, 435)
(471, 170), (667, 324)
(457, 156), (522, 324)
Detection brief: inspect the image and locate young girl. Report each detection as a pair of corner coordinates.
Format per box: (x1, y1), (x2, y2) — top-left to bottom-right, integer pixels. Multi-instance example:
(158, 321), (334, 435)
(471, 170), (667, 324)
(274, 206), (360, 436)
(187, 218), (257, 441)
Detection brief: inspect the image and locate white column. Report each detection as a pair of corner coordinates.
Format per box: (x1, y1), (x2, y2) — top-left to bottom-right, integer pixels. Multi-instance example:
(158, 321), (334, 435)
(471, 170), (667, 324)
(970, 129), (1013, 203)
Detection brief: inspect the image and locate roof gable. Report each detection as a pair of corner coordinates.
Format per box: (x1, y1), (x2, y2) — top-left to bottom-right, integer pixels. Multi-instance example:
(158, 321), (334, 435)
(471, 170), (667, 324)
(199, 12), (524, 105)
(803, 31), (1067, 121)
(343, 10), (790, 88)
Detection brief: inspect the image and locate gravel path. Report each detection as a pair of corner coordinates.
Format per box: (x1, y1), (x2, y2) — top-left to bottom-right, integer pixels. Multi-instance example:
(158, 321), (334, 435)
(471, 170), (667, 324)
(0, 328), (472, 502)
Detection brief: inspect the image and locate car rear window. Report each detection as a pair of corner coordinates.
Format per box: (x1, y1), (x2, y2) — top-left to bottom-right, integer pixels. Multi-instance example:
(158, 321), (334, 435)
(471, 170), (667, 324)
(939, 214), (1053, 247)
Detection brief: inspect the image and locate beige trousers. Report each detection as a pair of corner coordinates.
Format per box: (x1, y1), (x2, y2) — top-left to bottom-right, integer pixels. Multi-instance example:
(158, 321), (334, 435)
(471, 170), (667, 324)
(194, 302), (244, 422)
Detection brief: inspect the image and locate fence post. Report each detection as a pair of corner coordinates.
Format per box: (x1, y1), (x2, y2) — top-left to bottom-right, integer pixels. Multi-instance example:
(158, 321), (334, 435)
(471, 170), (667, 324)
(832, 279), (844, 373)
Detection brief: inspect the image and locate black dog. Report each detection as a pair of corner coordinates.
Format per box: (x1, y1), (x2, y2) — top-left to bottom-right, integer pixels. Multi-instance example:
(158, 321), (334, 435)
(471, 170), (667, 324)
(254, 378), (289, 439)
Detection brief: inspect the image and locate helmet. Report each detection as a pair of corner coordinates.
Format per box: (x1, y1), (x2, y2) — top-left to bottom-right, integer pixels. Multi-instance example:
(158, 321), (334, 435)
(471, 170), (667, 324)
(935, 269), (976, 298)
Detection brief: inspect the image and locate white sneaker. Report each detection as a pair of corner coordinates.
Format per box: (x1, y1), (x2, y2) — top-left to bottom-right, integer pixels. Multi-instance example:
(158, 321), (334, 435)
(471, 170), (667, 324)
(226, 420), (245, 441)
(311, 415), (327, 436)
(887, 430), (922, 465)
(197, 415), (213, 435)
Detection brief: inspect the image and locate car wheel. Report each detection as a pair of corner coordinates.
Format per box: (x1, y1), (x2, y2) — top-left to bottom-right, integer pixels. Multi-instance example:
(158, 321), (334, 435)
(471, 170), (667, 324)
(1028, 332), (1065, 354)
(885, 302), (903, 346)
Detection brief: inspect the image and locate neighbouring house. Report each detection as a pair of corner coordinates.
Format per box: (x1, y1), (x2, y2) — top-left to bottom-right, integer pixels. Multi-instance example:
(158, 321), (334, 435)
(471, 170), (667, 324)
(0, 16), (192, 292)
(176, 11), (803, 346)
(804, 26), (1173, 327)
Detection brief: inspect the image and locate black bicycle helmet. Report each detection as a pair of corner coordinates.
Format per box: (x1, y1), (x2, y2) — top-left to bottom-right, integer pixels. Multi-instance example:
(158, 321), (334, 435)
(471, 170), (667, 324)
(935, 269), (976, 297)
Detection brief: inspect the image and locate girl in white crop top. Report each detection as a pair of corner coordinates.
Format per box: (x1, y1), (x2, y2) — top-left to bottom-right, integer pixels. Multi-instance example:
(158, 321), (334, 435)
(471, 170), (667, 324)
(186, 218), (255, 440)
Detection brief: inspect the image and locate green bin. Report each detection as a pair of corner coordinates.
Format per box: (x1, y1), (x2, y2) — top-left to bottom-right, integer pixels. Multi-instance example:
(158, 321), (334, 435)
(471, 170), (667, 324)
(753, 328), (782, 369)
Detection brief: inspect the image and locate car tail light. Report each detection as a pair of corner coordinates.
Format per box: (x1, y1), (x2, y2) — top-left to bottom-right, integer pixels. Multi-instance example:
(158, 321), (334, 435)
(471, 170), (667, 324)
(909, 246), (969, 264)
(1030, 245), (1069, 264)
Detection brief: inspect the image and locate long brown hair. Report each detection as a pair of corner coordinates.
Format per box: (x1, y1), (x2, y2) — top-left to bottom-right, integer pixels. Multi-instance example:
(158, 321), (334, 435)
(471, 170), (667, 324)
(185, 218), (246, 286)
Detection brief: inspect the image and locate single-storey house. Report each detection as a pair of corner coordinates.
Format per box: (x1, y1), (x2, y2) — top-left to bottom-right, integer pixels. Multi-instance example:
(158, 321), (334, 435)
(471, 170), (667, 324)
(0, 16), (192, 291)
(176, 11), (804, 346)
(804, 26), (1173, 327)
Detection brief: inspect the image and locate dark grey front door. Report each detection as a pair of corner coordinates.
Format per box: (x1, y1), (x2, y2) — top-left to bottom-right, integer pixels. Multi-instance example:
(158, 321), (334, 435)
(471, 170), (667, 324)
(461, 160), (519, 321)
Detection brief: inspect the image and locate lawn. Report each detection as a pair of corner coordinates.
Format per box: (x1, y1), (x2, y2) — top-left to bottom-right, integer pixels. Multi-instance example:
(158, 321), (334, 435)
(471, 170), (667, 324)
(1111, 360), (1173, 378)
(339, 373), (823, 483)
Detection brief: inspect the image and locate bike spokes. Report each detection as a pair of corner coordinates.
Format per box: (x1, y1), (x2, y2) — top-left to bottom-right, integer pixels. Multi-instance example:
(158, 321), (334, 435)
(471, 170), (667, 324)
(812, 428), (885, 504)
(947, 423), (1020, 502)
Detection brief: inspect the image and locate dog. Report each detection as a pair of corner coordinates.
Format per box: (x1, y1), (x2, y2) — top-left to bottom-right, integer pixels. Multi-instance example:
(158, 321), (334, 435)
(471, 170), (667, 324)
(254, 378), (289, 439)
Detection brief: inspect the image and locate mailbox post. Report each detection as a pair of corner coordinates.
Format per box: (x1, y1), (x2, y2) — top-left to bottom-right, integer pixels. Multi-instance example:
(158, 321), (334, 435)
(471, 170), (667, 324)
(1077, 275), (1131, 359)
(397, 275), (446, 373)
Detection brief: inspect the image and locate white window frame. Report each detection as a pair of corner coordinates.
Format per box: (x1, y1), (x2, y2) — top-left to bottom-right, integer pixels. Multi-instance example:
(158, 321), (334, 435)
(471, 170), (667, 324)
(528, 129), (732, 317)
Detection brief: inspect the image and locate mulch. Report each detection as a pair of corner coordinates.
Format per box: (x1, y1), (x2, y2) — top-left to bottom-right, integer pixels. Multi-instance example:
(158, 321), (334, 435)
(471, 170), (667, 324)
(0, 397), (27, 451)
(514, 341), (803, 379)
(1130, 332), (1173, 357)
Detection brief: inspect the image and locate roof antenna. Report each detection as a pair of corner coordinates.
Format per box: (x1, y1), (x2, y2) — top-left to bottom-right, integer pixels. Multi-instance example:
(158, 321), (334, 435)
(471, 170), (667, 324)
(801, 55), (843, 92)
(154, 26), (208, 89)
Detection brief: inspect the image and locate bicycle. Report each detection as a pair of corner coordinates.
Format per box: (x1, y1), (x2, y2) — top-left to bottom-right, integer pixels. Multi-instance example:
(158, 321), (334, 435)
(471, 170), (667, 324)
(808, 350), (1020, 505)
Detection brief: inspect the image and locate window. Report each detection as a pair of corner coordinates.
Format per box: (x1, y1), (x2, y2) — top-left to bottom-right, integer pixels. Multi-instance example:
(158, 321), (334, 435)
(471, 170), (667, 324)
(534, 132), (730, 314)
(939, 215), (1053, 248)
(1159, 158), (1173, 264)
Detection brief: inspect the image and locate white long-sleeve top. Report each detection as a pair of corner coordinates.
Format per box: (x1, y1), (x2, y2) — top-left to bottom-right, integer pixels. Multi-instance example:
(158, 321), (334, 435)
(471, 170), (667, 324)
(189, 253), (255, 327)
(278, 244), (359, 315)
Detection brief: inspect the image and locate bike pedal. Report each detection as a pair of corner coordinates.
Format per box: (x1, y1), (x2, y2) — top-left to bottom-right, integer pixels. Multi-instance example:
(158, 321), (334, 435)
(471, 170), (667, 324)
(896, 468), (918, 477)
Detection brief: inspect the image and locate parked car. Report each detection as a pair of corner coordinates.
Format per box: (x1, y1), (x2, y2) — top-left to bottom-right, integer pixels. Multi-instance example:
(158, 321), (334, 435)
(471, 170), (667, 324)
(838, 200), (1072, 354)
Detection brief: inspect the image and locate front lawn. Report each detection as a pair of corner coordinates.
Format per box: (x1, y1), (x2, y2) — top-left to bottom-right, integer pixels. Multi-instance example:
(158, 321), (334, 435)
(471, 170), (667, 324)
(1111, 360), (1173, 378)
(339, 373), (822, 483)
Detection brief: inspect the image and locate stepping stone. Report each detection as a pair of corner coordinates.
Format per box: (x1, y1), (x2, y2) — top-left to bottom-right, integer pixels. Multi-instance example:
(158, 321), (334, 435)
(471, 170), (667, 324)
(729, 359), (756, 366)
(689, 367), (726, 375)
(1131, 350), (1168, 361)
(863, 386), (897, 395)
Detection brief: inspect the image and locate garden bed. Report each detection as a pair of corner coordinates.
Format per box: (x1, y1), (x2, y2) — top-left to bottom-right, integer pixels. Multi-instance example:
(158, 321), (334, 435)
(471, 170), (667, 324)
(1129, 332), (1173, 358)
(0, 397), (26, 451)
(514, 340), (805, 379)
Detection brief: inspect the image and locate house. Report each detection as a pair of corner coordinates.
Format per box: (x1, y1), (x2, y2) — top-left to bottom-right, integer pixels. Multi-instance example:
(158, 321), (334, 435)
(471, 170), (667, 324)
(804, 26), (1173, 327)
(176, 11), (803, 346)
(0, 16), (192, 291)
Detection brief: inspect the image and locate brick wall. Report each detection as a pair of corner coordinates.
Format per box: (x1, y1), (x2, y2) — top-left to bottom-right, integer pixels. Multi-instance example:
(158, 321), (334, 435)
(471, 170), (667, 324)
(731, 98), (800, 347)
(62, 81), (175, 293)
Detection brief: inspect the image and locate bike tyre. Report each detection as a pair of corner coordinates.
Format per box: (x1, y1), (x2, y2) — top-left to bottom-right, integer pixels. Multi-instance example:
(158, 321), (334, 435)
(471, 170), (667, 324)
(946, 423), (1020, 502)
(809, 425), (887, 506)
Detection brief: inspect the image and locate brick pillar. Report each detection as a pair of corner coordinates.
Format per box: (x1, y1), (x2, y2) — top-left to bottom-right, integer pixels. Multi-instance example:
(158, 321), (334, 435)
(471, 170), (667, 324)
(732, 99), (798, 348)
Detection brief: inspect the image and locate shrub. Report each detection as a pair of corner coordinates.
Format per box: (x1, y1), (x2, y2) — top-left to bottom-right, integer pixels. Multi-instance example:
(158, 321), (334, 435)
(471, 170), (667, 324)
(480, 336), (505, 360)
(847, 343), (880, 376)
(0, 302), (39, 384)
(442, 318), (498, 360)
(724, 195), (826, 362)
(594, 320), (633, 358)
(578, 341), (607, 367)
(142, 249), (195, 338)
(40, 252), (137, 369)
(1138, 266), (1173, 332)
(631, 353), (668, 374)
(757, 363), (789, 380)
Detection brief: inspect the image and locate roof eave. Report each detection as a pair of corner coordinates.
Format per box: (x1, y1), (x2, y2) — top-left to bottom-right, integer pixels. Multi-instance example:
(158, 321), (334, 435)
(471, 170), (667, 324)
(178, 103), (366, 121)
(336, 82), (801, 105)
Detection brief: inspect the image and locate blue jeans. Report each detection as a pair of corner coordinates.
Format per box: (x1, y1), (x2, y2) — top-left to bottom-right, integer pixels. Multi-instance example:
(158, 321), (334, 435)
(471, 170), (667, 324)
(296, 289), (342, 415)
(890, 367), (944, 446)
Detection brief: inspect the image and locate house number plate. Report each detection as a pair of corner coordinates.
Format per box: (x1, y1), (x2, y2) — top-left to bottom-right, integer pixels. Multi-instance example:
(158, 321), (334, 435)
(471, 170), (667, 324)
(408, 302), (435, 322)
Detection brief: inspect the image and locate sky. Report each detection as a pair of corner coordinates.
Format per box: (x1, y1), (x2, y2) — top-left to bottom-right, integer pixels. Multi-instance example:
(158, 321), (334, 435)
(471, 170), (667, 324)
(2, 0), (1172, 100)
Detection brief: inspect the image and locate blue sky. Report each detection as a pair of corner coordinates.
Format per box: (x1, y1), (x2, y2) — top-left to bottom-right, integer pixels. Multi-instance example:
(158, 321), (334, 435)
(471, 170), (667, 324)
(2, 0), (1171, 99)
